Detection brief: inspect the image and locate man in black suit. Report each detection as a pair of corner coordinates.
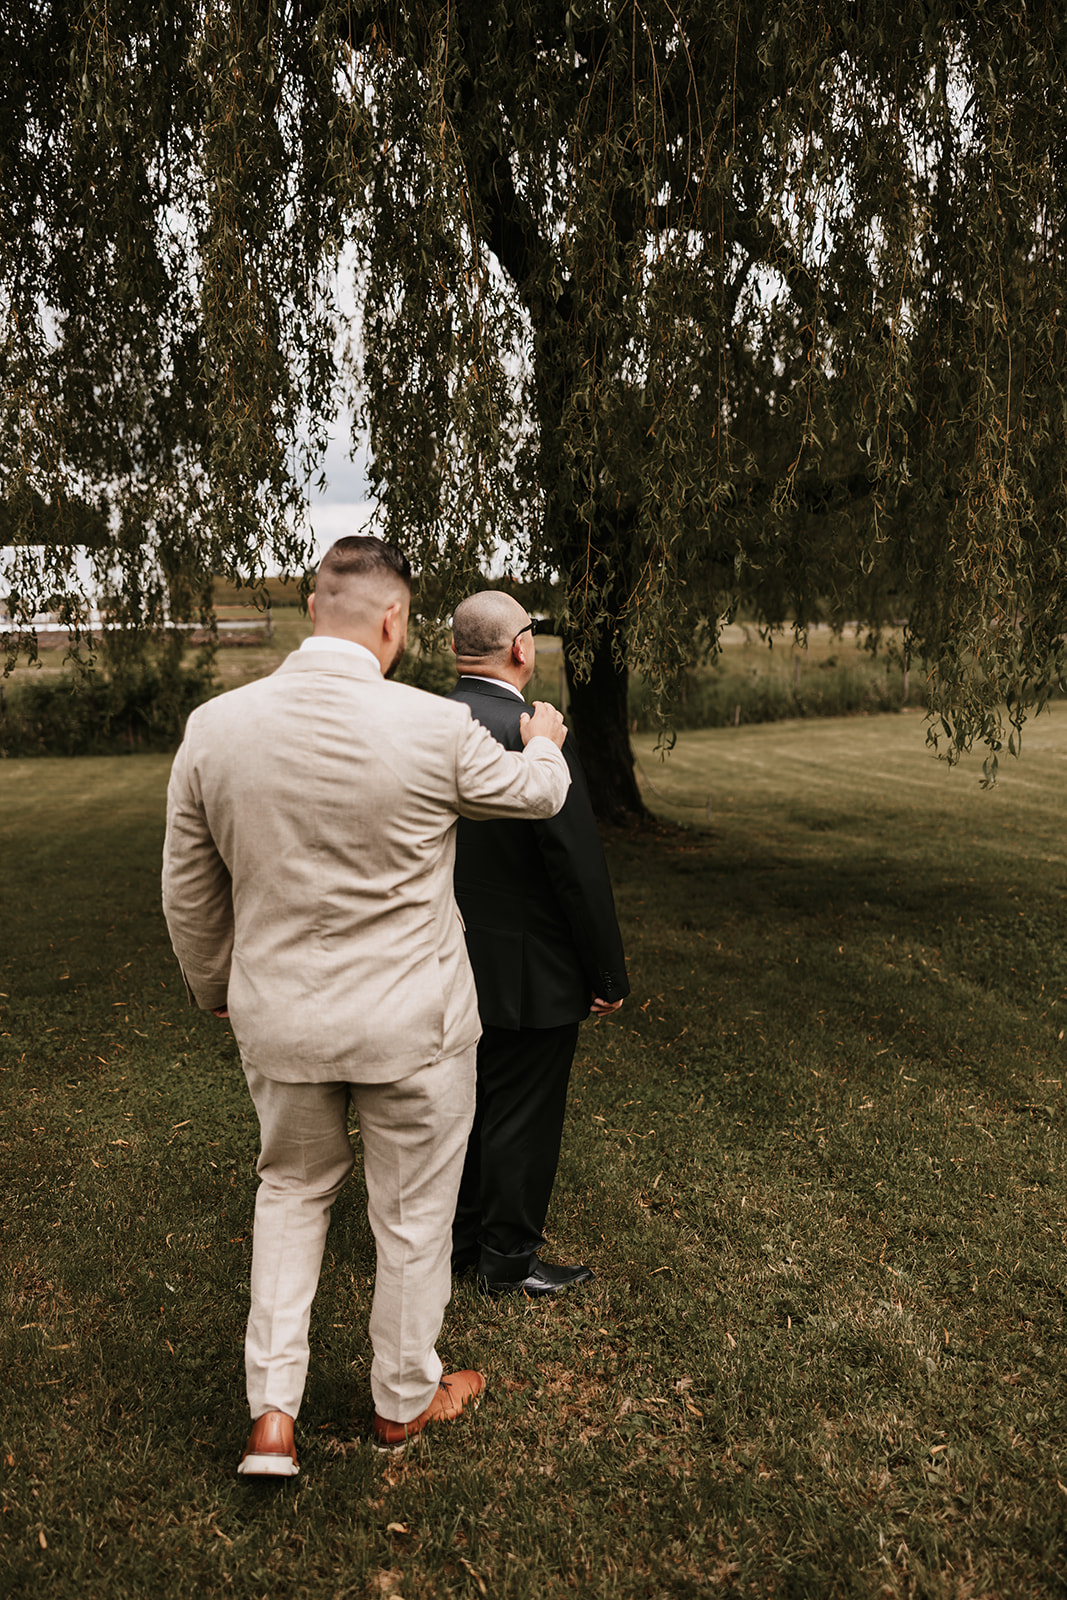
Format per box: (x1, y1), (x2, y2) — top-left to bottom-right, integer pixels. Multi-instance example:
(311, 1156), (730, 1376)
(448, 591), (630, 1295)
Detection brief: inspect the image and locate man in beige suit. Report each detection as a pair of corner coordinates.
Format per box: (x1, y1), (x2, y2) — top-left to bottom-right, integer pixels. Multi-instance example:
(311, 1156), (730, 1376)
(162, 537), (569, 1472)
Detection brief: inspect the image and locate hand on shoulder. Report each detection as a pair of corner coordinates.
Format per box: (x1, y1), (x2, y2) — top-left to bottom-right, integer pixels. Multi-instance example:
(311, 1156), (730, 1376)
(520, 701), (567, 749)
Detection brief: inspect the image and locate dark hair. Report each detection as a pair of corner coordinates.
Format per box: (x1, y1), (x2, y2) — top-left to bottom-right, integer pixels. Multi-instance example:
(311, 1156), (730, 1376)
(317, 536), (411, 588)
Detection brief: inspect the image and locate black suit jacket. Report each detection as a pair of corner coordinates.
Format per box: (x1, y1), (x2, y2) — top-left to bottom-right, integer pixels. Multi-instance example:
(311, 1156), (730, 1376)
(449, 678), (630, 1029)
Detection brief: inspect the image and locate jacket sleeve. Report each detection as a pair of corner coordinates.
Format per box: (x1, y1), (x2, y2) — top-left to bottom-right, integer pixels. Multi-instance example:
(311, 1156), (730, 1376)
(161, 730), (234, 1010)
(533, 742), (630, 1002)
(452, 713), (571, 821)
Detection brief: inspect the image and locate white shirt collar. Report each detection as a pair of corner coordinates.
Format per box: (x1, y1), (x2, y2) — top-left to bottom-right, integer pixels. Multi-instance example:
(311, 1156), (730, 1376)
(300, 635), (381, 673)
(459, 674), (525, 701)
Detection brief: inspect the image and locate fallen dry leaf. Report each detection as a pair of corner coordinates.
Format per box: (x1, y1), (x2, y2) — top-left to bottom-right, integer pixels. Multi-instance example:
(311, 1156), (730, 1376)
(458, 1557), (487, 1596)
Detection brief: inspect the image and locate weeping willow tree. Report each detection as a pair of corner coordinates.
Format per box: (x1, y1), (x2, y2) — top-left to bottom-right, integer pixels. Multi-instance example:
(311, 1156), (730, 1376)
(4, 2), (1067, 816)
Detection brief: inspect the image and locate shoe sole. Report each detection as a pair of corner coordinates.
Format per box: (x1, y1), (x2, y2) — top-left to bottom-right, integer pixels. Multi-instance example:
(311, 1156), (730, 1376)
(237, 1453), (299, 1477)
(482, 1276), (594, 1296)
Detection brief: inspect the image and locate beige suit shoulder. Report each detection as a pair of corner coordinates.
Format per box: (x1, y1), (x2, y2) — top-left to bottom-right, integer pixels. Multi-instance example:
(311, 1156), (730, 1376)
(183, 672), (275, 727)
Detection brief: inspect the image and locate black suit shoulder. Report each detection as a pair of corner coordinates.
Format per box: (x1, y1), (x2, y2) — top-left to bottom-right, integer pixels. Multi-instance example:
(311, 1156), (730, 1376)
(449, 679), (526, 748)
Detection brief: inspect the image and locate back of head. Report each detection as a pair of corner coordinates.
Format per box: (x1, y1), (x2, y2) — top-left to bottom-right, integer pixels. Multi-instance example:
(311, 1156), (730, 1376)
(452, 591), (527, 667)
(313, 536), (411, 635)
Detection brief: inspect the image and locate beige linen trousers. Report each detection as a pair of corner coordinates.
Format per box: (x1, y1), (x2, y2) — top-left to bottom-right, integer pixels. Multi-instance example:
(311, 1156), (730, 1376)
(162, 648), (570, 1422)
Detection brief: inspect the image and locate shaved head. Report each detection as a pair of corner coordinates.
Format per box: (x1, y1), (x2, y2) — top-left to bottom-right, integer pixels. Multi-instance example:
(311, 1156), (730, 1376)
(451, 590), (537, 691)
(452, 592), (529, 660)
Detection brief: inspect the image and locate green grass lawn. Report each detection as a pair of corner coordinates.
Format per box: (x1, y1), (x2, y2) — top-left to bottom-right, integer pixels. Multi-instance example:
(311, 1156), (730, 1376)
(2, 710), (1067, 1598)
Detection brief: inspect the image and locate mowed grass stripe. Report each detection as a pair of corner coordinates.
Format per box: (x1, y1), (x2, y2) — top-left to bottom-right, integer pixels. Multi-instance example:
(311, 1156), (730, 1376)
(3, 716), (1067, 1598)
(640, 709), (1067, 812)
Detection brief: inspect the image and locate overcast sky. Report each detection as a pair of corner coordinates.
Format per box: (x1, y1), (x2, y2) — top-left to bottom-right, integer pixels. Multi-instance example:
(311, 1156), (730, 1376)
(304, 419), (376, 559)
(313, 420), (371, 505)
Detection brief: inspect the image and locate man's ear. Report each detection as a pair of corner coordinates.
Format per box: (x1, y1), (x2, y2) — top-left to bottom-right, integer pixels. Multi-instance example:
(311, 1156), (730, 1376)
(450, 637), (457, 657)
(511, 637), (527, 669)
(383, 599), (404, 640)
(307, 591), (317, 624)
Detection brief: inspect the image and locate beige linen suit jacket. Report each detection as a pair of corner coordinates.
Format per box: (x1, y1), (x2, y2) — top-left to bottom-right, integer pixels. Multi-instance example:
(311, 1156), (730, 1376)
(162, 648), (570, 1083)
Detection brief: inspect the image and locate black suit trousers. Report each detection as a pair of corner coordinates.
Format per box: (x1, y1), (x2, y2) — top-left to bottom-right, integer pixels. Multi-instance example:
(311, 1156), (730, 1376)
(453, 1020), (581, 1267)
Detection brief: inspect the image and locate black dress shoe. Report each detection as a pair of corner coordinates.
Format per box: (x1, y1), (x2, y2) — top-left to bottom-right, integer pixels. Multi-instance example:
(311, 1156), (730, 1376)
(480, 1258), (595, 1296)
(451, 1248), (479, 1276)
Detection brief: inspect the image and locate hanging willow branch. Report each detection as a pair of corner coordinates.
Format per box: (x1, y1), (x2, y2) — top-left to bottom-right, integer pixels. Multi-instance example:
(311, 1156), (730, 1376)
(3, 0), (1067, 779)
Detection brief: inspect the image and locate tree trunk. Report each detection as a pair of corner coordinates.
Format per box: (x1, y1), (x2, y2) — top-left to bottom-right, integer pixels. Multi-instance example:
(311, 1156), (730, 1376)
(562, 626), (647, 825)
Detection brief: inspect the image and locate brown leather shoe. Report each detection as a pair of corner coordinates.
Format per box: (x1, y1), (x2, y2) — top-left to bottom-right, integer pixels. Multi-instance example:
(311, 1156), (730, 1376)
(237, 1409), (299, 1477)
(372, 1370), (485, 1451)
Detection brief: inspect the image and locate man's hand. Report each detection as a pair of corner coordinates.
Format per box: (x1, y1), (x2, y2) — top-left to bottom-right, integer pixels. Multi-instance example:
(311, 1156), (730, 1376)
(520, 701), (567, 749)
(590, 997), (624, 1017)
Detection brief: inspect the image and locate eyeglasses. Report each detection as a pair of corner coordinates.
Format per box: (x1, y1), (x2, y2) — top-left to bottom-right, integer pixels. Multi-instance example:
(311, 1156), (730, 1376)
(511, 618), (540, 646)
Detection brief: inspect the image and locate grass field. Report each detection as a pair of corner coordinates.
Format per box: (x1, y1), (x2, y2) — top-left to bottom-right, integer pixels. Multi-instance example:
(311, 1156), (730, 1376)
(2, 709), (1067, 1598)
